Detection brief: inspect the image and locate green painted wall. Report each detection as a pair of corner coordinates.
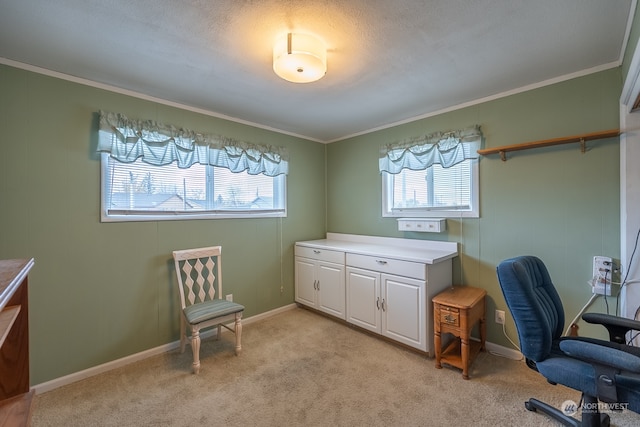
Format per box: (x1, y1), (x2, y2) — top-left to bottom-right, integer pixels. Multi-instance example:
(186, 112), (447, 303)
(327, 69), (622, 349)
(0, 64), (326, 384)
(0, 61), (626, 384)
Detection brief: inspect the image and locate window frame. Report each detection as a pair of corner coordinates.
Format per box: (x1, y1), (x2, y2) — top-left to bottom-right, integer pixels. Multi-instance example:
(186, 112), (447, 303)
(100, 153), (287, 222)
(381, 157), (479, 219)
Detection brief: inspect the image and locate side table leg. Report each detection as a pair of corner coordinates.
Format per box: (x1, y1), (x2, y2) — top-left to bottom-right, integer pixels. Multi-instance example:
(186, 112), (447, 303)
(480, 316), (486, 352)
(480, 298), (486, 352)
(434, 329), (442, 369)
(461, 334), (470, 379)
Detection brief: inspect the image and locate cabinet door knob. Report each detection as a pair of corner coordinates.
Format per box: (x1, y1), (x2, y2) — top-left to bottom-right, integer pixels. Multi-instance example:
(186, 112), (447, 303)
(381, 299), (386, 311)
(376, 260), (387, 265)
(313, 250), (321, 254)
(376, 297), (380, 309)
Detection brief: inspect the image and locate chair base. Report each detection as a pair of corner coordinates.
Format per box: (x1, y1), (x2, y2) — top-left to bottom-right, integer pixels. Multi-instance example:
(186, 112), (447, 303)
(525, 396), (610, 427)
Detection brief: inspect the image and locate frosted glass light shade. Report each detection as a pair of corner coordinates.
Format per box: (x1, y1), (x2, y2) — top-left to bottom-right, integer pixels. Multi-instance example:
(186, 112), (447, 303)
(273, 33), (326, 83)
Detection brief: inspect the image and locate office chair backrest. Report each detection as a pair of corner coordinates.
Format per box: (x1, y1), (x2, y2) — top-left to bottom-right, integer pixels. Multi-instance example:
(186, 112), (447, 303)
(497, 256), (565, 362)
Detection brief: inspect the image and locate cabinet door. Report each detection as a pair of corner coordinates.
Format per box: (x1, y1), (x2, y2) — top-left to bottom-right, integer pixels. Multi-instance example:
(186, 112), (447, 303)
(346, 267), (380, 333)
(382, 274), (426, 351)
(316, 261), (346, 319)
(295, 257), (317, 307)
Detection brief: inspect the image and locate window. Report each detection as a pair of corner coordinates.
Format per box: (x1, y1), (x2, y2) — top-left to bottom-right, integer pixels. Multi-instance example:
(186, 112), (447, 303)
(101, 155), (286, 221)
(379, 125), (482, 218)
(98, 111), (288, 222)
(382, 158), (478, 218)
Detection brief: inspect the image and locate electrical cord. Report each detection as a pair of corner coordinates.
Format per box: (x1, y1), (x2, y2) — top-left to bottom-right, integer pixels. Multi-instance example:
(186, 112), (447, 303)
(617, 227), (640, 345)
(604, 269), (610, 314)
(615, 279), (640, 317)
(622, 227), (640, 289)
(615, 227), (640, 316)
(564, 293), (599, 336)
(488, 321), (523, 361)
(591, 228), (640, 321)
(626, 228), (640, 341)
(502, 322), (521, 352)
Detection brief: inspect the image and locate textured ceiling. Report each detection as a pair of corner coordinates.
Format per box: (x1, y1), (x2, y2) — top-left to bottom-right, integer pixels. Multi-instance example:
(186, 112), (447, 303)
(0, 0), (634, 142)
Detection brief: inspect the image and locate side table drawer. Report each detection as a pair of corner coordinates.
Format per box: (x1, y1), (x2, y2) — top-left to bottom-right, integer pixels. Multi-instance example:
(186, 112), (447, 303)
(440, 306), (459, 327)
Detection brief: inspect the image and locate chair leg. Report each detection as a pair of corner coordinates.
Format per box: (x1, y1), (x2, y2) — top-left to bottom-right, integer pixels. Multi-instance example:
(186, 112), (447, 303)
(525, 395), (610, 427)
(525, 398), (580, 427)
(179, 315), (187, 354)
(216, 324), (222, 341)
(235, 314), (242, 355)
(190, 325), (201, 374)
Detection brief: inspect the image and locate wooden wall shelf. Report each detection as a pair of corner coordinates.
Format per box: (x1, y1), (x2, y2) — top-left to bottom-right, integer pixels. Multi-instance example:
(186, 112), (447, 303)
(477, 129), (620, 161)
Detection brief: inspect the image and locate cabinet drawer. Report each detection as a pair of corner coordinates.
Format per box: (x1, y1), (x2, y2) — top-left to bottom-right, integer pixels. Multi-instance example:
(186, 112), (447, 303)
(440, 306), (460, 327)
(295, 245), (345, 264)
(346, 253), (425, 280)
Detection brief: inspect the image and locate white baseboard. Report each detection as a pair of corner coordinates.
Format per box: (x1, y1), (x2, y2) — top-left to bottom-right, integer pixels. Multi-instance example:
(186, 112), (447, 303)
(484, 340), (523, 361)
(33, 303), (297, 394)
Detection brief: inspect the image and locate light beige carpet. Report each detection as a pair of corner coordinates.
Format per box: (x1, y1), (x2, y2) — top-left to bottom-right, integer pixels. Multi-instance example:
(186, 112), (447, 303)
(32, 307), (640, 426)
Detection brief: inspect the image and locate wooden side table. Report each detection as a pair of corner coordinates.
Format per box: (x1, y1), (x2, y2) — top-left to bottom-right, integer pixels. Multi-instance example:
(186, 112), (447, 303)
(433, 285), (486, 379)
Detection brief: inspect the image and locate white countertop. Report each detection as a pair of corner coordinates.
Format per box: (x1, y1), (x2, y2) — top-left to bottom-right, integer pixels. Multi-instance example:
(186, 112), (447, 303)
(296, 233), (458, 265)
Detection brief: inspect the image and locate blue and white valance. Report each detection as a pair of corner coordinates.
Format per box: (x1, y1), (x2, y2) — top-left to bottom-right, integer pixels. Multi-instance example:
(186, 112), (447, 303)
(98, 111), (289, 176)
(379, 125), (482, 174)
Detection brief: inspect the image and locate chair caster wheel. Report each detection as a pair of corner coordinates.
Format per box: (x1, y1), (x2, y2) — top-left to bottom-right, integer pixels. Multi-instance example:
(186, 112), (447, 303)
(525, 401), (536, 412)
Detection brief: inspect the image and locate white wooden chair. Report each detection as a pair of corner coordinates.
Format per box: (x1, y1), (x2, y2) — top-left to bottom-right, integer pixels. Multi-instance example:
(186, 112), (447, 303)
(172, 246), (244, 374)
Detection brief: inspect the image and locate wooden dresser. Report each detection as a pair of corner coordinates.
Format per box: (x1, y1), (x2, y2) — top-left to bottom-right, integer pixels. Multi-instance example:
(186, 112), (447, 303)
(0, 259), (34, 426)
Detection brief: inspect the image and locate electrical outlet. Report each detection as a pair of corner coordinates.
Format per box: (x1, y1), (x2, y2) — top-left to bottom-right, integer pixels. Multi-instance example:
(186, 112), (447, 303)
(592, 256), (613, 296)
(226, 294), (233, 302)
(593, 256), (612, 282)
(495, 309), (505, 325)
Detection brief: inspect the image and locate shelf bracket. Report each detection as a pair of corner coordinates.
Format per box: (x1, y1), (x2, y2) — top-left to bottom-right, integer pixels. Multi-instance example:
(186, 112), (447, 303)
(499, 150), (506, 162)
(580, 138), (586, 154)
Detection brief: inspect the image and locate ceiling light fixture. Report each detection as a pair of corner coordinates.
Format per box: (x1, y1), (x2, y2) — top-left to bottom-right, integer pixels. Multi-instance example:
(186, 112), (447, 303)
(273, 33), (326, 83)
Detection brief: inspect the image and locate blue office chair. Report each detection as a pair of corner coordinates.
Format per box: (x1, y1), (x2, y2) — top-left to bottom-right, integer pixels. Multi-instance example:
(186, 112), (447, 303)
(496, 256), (640, 426)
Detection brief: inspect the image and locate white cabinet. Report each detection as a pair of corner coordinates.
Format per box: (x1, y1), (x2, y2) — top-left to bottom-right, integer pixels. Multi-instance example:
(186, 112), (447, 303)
(345, 266), (380, 331)
(346, 251), (430, 351)
(295, 234), (457, 355)
(295, 245), (346, 319)
(347, 267), (426, 350)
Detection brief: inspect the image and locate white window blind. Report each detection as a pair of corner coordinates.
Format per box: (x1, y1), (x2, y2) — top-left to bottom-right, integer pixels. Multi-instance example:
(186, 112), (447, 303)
(102, 155), (286, 220)
(390, 161), (471, 210)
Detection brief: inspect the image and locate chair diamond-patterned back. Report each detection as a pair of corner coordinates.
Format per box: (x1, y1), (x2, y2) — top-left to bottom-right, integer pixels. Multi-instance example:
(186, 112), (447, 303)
(173, 246), (223, 308)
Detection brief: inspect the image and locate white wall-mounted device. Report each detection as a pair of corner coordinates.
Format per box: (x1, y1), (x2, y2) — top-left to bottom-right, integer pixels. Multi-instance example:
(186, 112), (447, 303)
(397, 218), (446, 233)
(592, 255), (615, 296)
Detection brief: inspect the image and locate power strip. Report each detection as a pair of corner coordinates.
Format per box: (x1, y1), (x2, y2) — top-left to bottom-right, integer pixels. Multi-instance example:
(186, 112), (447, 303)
(592, 255), (614, 296)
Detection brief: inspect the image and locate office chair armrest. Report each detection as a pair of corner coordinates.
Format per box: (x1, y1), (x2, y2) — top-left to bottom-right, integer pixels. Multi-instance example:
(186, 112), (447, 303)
(559, 340), (640, 373)
(582, 312), (640, 344)
(583, 312), (640, 331)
